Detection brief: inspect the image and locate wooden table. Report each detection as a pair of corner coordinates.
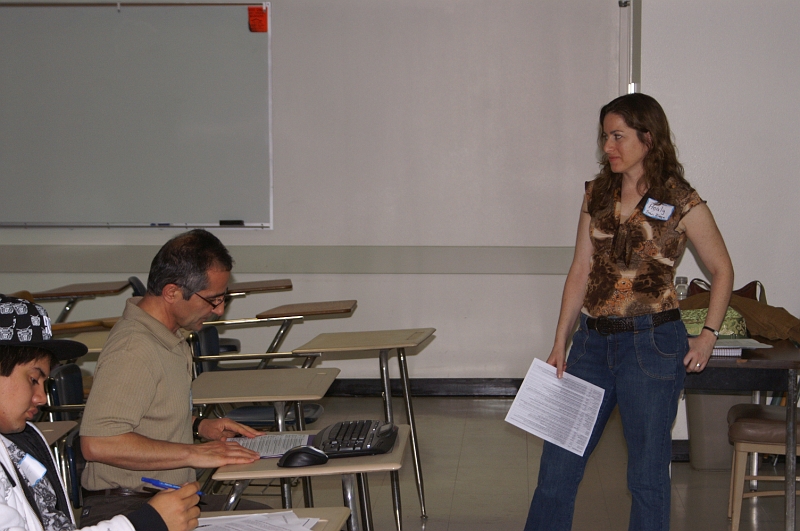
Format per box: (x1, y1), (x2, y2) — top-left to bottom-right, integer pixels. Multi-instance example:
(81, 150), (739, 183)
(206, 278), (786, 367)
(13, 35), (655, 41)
(213, 425), (410, 531)
(30, 280), (131, 322)
(200, 507), (351, 531)
(227, 279), (293, 297)
(192, 368), (340, 425)
(293, 328), (435, 523)
(200, 300), (357, 363)
(255, 300), (358, 353)
(693, 339), (800, 531)
(192, 367), (340, 506)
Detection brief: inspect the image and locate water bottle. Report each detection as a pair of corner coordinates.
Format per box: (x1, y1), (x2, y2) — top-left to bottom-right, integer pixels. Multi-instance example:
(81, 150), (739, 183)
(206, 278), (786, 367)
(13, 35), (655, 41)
(675, 276), (688, 300)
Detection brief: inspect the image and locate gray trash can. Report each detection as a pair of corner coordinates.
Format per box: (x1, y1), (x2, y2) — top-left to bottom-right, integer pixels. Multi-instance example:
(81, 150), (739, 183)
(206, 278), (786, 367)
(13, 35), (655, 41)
(685, 390), (752, 470)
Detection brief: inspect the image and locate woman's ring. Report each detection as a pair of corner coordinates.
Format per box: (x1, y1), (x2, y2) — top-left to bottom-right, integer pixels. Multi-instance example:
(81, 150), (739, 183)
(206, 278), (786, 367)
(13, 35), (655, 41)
(696, 363), (701, 368)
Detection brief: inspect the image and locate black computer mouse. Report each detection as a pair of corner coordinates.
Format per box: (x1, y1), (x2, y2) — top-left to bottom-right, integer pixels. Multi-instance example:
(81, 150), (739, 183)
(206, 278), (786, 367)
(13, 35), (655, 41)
(277, 445), (329, 467)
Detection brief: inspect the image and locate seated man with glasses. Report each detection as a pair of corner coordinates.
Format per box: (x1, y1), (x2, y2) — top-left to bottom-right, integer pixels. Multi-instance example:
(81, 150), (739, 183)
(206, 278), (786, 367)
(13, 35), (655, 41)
(80, 229), (263, 525)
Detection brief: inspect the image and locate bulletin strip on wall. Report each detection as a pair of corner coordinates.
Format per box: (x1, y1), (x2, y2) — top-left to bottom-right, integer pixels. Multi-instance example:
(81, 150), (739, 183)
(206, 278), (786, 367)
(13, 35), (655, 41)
(0, 245), (574, 275)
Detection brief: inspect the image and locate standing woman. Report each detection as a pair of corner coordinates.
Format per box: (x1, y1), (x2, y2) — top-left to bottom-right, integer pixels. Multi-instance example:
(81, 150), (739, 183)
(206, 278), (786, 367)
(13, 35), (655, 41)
(524, 93), (733, 531)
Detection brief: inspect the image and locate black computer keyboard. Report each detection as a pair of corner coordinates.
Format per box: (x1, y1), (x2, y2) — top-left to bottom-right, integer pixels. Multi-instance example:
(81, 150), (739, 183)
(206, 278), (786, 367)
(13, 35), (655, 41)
(312, 420), (398, 458)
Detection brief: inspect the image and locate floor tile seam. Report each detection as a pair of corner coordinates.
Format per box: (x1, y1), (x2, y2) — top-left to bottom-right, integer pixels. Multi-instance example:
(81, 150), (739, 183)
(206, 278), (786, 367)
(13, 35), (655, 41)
(443, 413), (470, 531)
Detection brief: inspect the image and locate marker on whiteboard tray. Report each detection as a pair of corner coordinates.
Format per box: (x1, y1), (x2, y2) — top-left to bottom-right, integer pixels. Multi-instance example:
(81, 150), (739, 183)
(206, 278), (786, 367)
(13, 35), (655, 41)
(150, 223), (171, 227)
(219, 220), (244, 226)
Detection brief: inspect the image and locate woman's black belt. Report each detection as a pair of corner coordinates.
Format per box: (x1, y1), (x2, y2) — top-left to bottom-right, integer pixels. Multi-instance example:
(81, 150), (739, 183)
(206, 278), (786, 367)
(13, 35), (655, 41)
(586, 308), (681, 336)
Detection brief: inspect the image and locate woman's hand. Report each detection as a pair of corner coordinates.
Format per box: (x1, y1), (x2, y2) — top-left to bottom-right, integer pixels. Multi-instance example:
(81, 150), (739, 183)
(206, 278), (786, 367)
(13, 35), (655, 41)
(547, 346), (568, 379)
(684, 329), (717, 372)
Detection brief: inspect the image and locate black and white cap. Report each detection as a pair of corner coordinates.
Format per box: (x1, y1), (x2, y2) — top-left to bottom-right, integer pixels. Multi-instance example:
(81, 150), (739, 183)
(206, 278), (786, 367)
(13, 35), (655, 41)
(0, 295), (87, 361)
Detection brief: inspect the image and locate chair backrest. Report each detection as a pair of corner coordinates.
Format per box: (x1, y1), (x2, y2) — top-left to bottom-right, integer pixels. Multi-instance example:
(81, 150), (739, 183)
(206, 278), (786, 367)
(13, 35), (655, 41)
(128, 276), (147, 297)
(46, 363), (85, 422)
(191, 325), (222, 375)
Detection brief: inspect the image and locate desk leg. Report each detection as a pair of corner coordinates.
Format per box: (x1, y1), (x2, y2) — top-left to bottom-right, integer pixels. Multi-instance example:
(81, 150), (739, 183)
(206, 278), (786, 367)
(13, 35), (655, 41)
(390, 470), (403, 531)
(785, 369), (796, 531)
(398, 347), (427, 518)
(294, 401), (315, 508)
(356, 473), (374, 531)
(262, 319), (294, 360)
(56, 297), (79, 323)
(379, 349), (394, 423)
(379, 350), (405, 527)
(750, 390), (760, 492)
(274, 401), (294, 508)
(342, 474), (361, 531)
(222, 480), (250, 510)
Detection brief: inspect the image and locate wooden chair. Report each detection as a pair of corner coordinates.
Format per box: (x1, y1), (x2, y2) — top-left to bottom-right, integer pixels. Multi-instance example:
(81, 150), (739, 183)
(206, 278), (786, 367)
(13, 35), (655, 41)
(727, 403), (800, 531)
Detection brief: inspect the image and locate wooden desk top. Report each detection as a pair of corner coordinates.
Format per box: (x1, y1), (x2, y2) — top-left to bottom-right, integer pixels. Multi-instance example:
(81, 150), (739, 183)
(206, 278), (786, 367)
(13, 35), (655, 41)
(228, 279), (293, 296)
(213, 425), (410, 481)
(51, 319), (106, 336)
(200, 507), (350, 531)
(293, 328), (435, 354)
(707, 339), (800, 371)
(256, 300), (357, 320)
(30, 280), (130, 300)
(34, 421), (77, 446)
(191, 368), (340, 404)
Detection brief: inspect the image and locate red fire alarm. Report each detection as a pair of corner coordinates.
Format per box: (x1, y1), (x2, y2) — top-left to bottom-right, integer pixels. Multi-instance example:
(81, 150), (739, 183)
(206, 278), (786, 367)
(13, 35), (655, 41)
(248, 5), (268, 33)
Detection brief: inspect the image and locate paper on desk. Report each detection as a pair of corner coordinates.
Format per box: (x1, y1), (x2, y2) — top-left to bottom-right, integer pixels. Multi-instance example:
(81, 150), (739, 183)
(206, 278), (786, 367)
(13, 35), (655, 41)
(505, 358), (604, 456)
(227, 433), (314, 458)
(197, 511), (319, 530)
(714, 338), (772, 349)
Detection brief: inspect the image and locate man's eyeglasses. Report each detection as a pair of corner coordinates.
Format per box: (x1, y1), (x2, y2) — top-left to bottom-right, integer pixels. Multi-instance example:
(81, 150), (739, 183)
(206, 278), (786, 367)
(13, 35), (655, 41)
(192, 291), (228, 310)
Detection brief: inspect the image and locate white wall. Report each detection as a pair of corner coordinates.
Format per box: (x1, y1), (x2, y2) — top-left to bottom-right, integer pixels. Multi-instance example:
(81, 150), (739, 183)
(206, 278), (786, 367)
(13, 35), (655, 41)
(0, 0), (620, 379)
(641, 0), (800, 318)
(642, 0), (800, 440)
(3, 1), (796, 386)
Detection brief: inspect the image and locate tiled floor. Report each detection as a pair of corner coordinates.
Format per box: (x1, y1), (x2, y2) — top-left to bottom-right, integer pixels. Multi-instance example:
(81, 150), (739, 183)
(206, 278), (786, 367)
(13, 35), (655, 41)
(230, 396), (791, 531)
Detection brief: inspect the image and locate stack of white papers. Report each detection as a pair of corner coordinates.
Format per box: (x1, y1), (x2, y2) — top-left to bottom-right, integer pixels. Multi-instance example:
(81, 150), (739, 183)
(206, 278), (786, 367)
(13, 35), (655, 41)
(227, 434), (314, 458)
(505, 358), (604, 457)
(711, 338), (772, 358)
(197, 511), (319, 531)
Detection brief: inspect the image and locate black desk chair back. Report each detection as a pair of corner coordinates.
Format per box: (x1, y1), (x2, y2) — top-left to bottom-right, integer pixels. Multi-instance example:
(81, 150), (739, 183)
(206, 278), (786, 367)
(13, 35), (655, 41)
(44, 363), (86, 508)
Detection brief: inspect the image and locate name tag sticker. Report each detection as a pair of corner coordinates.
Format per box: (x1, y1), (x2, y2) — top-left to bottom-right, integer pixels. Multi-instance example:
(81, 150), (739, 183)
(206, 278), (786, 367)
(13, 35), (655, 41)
(642, 198), (675, 221)
(19, 454), (46, 487)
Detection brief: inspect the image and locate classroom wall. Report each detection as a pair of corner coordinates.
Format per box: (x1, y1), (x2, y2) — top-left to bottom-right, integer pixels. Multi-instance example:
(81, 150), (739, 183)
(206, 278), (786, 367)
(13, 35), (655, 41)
(0, 0), (619, 379)
(2, 0), (797, 383)
(640, 0), (800, 320)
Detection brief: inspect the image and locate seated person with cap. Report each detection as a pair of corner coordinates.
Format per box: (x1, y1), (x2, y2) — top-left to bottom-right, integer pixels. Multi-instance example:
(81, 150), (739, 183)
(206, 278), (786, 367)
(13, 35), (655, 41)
(0, 295), (201, 531)
(79, 230), (262, 525)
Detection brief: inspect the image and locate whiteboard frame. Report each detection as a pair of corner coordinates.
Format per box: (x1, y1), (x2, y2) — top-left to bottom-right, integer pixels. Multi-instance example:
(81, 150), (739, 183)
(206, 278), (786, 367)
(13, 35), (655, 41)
(0, 1), (274, 230)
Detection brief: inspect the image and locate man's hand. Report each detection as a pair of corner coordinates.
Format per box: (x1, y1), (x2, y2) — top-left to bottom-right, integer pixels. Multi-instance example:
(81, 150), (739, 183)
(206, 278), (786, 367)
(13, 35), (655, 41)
(196, 417), (261, 441)
(188, 440), (260, 468)
(147, 482), (201, 531)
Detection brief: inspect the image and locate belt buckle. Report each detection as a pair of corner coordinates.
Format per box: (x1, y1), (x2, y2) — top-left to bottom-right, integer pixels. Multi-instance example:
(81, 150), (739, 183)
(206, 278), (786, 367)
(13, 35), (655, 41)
(595, 316), (613, 335)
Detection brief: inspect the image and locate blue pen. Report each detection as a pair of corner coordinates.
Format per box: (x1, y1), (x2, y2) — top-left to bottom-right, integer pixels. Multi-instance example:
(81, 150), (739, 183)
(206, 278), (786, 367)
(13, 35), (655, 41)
(141, 477), (204, 496)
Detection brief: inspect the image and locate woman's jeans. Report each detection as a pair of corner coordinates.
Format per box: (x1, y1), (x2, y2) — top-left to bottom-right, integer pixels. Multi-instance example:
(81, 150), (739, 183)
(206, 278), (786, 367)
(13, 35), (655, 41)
(524, 313), (688, 531)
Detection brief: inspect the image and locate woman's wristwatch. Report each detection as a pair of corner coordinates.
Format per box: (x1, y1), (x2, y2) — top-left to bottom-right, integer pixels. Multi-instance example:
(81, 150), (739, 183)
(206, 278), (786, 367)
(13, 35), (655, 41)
(702, 325), (720, 338)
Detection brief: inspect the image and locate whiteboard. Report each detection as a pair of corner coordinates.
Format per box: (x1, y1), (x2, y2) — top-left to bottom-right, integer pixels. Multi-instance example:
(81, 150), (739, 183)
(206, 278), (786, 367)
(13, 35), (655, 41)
(0, 3), (272, 228)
